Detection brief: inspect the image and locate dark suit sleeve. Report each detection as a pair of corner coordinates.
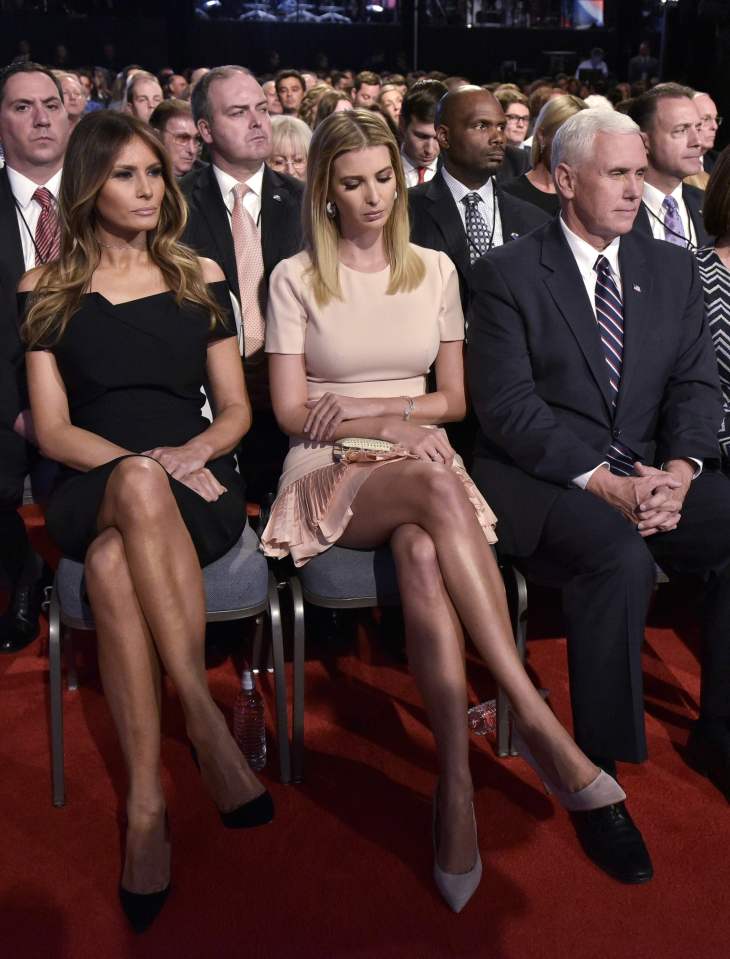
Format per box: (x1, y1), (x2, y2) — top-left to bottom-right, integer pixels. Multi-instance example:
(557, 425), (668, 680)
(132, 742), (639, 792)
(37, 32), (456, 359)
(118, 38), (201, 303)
(467, 259), (605, 483)
(656, 257), (723, 464)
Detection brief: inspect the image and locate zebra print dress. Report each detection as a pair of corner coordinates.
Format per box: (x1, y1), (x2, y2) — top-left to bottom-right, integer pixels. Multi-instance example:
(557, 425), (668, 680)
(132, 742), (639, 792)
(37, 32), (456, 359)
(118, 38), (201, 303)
(697, 247), (730, 460)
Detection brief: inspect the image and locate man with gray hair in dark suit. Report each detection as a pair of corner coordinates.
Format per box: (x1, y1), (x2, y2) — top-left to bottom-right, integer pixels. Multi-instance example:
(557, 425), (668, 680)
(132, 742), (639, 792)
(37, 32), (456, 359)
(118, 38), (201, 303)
(468, 107), (730, 883)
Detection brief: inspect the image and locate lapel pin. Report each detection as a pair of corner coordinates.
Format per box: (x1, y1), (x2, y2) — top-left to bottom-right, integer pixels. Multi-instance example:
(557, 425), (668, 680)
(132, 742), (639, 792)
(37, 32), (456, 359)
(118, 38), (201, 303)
(272, 194), (282, 202)
(510, 232), (519, 240)
(633, 283), (641, 292)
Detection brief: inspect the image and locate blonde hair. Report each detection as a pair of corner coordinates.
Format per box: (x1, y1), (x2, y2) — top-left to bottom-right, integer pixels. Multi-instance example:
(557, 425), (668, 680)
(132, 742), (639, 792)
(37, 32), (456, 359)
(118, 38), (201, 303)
(298, 82), (330, 128)
(531, 93), (587, 168)
(303, 109), (425, 307)
(271, 114), (312, 157)
(23, 111), (226, 348)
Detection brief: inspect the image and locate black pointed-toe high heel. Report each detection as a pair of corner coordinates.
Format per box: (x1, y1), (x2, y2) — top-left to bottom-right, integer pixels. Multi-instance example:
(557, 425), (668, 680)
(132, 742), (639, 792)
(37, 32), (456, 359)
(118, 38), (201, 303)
(119, 813), (171, 934)
(219, 790), (275, 829)
(189, 744), (275, 828)
(118, 882), (171, 934)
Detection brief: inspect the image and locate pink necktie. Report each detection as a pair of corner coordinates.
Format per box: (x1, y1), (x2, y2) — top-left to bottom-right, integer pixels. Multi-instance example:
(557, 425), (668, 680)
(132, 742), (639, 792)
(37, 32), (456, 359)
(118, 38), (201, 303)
(33, 187), (61, 266)
(231, 182), (266, 357)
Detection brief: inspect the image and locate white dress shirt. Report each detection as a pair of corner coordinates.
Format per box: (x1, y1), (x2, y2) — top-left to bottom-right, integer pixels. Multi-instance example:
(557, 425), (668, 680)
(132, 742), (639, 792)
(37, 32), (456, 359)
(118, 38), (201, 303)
(641, 180), (696, 248)
(441, 166), (504, 248)
(401, 150), (438, 188)
(211, 163), (267, 357)
(6, 166), (63, 270)
(559, 216), (701, 487)
(213, 162), (264, 229)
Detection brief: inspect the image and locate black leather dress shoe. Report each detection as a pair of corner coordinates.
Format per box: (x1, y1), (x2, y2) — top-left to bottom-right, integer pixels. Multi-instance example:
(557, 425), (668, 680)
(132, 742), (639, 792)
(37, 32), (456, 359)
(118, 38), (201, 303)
(0, 580), (44, 654)
(686, 724), (730, 802)
(571, 802), (653, 884)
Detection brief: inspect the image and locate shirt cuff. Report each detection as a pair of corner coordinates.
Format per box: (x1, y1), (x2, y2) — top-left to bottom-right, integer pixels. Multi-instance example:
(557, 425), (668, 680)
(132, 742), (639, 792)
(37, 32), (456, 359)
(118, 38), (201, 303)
(573, 462), (610, 489)
(661, 458), (703, 479)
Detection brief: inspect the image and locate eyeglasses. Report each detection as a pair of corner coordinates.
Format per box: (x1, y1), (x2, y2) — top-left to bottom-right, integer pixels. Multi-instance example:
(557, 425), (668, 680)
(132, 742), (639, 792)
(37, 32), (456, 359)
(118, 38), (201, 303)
(699, 114), (723, 127)
(505, 114), (530, 125)
(170, 133), (203, 150)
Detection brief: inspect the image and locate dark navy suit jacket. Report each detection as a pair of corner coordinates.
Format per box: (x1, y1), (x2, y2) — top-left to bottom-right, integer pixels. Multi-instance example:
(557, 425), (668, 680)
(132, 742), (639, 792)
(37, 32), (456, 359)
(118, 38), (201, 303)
(467, 217), (723, 556)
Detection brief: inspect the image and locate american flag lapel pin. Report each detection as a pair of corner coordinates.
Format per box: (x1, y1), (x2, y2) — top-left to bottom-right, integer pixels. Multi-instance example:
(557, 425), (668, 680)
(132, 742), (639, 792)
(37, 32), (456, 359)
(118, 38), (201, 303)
(633, 283), (641, 292)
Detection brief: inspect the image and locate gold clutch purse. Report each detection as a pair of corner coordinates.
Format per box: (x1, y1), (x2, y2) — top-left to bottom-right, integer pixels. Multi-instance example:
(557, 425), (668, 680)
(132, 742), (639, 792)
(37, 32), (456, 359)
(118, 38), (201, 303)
(332, 437), (408, 463)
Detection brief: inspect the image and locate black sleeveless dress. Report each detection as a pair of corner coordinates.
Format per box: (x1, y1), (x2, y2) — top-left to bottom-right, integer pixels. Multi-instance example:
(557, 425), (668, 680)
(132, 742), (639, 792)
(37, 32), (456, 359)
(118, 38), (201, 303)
(23, 280), (247, 566)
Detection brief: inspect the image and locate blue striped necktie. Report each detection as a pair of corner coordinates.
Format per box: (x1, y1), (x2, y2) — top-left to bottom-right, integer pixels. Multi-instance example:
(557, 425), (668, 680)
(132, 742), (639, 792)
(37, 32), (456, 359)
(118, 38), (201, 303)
(594, 255), (636, 476)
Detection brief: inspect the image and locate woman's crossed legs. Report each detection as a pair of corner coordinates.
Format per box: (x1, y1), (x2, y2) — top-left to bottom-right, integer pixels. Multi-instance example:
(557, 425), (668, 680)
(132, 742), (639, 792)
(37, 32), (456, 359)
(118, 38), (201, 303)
(338, 460), (598, 874)
(84, 456), (263, 894)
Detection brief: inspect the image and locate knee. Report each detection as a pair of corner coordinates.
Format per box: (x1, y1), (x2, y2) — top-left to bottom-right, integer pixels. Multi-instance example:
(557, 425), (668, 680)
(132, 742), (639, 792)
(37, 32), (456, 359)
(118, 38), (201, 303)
(107, 456), (173, 522)
(391, 525), (440, 589)
(85, 528), (127, 588)
(597, 529), (655, 586)
(416, 463), (470, 518)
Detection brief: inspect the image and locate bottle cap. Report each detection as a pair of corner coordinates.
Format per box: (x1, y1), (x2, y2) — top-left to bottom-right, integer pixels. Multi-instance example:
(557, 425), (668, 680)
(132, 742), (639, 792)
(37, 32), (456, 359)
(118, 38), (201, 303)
(241, 669), (255, 692)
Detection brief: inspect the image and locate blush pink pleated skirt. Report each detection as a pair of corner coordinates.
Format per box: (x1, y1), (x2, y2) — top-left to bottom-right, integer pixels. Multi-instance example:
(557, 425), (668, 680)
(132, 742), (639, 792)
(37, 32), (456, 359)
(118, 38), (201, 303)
(259, 445), (498, 567)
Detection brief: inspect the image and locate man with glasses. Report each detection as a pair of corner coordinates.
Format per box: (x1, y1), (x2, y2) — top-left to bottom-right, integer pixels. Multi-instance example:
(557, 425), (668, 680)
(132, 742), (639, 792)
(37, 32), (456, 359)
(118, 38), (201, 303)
(149, 99), (204, 178)
(496, 89), (531, 149)
(693, 91), (722, 174)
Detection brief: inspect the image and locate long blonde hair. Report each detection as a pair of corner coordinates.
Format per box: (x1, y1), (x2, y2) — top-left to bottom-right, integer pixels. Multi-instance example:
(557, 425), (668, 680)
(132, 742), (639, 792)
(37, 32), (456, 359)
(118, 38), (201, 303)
(303, 109), (425, 306)
(23, 111), (226, 348)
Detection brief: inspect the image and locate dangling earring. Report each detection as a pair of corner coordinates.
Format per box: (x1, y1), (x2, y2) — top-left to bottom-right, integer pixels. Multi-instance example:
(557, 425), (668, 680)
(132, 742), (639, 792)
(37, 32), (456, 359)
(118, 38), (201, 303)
(394, 190), (398, 200)
(326, 201), (336, 218)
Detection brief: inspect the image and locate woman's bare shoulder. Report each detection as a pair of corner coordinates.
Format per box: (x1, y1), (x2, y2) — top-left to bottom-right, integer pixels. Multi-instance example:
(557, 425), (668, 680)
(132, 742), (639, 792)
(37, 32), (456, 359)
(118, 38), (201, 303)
(197, 256), (226, 284)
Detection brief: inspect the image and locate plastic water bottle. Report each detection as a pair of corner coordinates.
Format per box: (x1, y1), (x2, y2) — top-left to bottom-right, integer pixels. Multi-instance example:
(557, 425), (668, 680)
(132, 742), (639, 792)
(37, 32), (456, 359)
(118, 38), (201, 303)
(233, 669), (266, 770)
(468, 700), (497, 736)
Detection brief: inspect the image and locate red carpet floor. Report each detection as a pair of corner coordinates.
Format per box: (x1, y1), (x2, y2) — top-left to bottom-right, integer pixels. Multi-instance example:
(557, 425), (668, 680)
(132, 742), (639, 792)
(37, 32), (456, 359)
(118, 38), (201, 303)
(1, 524), (729, 959)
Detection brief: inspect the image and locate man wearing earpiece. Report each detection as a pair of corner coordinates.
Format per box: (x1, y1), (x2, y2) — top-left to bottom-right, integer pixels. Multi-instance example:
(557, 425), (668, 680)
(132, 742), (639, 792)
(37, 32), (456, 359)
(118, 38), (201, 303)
(629, 83), (711, 251)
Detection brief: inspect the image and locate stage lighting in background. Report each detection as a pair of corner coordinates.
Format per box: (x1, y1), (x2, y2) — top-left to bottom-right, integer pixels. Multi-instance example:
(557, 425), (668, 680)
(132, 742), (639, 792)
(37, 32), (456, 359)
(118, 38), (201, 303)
(573, 1), (604, 29)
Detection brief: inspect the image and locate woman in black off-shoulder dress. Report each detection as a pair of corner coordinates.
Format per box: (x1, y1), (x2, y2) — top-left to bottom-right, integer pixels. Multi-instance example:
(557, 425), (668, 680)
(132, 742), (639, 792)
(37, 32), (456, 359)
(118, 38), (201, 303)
(26, 282), (246, 565)
(22, 112), (272, 934)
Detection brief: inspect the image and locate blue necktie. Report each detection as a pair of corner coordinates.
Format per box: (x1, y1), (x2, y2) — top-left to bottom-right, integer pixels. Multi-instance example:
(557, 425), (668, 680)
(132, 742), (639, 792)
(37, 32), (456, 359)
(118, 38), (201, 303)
(662, 195), (687, 247)
(594, 255), (637, 476)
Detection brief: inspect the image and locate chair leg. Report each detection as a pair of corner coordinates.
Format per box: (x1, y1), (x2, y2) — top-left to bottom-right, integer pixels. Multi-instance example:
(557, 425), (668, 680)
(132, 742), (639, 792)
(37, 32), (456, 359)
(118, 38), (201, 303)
(267, 575), (291, 784)
(288, 577), (306, 783)
(48, 585), (65, 808)
(65, 626), (78, 692)
(252, 614), (264, 674)
(497, 564), (529, 758)
(252, 615), (274, 675)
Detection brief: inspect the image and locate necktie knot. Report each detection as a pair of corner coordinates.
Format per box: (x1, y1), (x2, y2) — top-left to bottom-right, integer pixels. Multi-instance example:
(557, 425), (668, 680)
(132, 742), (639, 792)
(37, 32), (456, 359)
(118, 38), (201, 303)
(33, 187), (55, 211)
(463, 192), (481, 209)
(233, 182), (249, 202)
(662, 195), (679, 214)
(594, 254), (611, 278)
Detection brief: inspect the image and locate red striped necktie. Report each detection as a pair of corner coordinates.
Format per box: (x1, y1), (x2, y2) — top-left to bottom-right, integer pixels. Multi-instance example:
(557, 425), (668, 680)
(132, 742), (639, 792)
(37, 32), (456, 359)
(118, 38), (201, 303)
(33, 187), (61, 265)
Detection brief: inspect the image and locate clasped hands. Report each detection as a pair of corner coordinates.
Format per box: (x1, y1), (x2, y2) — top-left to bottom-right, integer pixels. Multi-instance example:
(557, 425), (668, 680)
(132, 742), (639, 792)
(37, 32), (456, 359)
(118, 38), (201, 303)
(587, 460), (693, 537)
(303, 393), (455, 464)
(143, 442), (225, 502)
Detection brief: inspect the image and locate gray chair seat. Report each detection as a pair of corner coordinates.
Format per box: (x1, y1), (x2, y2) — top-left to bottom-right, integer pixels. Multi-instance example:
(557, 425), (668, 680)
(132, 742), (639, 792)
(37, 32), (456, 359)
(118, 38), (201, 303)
(57, 524), (269, 629)
(298, 544), (400, 606)
(48, 524), (290, 806)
